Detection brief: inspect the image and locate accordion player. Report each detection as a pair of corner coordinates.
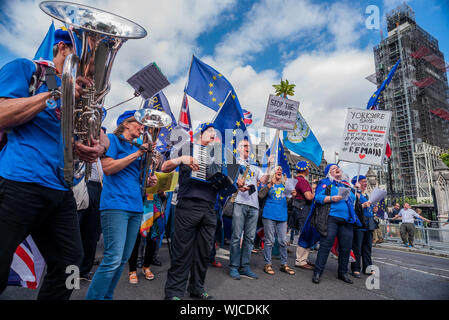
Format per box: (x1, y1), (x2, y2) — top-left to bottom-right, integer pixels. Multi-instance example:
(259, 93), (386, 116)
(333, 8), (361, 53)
(190, 142), (240, 197)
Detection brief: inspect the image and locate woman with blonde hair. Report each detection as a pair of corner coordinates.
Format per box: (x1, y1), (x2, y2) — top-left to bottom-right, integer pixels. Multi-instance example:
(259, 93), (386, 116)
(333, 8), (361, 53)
(260, 166), (295, 276)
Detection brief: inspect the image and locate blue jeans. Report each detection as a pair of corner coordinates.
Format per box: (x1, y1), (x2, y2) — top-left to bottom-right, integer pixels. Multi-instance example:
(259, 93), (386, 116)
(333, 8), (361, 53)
(86, 209), (141, 300)
(229, 203), (258, 271)
(314, 216), (354, 276)
(262, 219), (288, 265)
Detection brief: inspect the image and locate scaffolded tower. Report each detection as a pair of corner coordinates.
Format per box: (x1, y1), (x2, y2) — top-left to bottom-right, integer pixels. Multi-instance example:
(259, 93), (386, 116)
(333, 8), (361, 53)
(373, 3), (449, 200)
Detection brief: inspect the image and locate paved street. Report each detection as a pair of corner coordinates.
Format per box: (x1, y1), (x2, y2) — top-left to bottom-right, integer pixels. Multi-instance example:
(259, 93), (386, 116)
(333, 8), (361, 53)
(2, 239), (449, 300)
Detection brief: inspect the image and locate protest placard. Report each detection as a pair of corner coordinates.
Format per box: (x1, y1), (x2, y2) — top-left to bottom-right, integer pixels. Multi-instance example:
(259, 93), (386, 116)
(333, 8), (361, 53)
(339, 108), (392, 166)
(263, 94), (299, 131)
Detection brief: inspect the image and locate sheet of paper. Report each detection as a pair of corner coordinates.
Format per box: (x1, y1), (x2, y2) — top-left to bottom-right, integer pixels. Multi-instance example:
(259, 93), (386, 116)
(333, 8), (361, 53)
(338, 187), (350, 201)
(145, 171), (179, 194)
(369, 188), (387, 204)
(284, 178), (297, 195)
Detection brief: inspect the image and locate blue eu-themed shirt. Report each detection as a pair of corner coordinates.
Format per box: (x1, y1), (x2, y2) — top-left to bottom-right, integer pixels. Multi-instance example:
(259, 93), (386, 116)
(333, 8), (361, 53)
(0, 58), (67, 190)
(262, 183), (288, 222)
(315, 182), (355, 221)
(99, 134), (143, 213)
(360, 193), (373, 218)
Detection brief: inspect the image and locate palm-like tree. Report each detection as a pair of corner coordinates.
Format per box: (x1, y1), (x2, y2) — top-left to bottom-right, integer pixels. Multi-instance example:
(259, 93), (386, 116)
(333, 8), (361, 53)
(272, 79), (296, 98)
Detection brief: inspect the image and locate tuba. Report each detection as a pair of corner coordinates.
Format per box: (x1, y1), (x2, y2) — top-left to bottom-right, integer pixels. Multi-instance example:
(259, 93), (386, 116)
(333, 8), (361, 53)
(134, 109), (172, 198)
(39, 1), (147, 186)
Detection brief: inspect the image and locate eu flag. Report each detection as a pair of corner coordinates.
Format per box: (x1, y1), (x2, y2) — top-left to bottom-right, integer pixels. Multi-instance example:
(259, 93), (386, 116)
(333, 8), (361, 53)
(367, 59), (400, 110)
(185, 55), (240, 112)
(143, 91), (177, 153)
(263, 137), (291, 178)
(213, 91), (257, 164)
(34, 22), (55, 61)
(283, 111), (323, 167)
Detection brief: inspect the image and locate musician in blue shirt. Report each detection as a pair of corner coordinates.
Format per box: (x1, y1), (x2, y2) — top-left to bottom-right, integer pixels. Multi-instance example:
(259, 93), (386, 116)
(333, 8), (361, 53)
(86, 110), (157, 300)
(162, 122), (219, 300)
(312, 164), (360, 285)
(0, 29), (106, 300)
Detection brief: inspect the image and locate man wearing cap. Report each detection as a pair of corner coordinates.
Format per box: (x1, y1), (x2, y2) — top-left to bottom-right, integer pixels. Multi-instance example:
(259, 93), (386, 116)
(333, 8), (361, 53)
(350, 175), (376, 278)
(162, 122), (220, 300)
(0, 28), (107, 299)
(292, 160), (315, 270)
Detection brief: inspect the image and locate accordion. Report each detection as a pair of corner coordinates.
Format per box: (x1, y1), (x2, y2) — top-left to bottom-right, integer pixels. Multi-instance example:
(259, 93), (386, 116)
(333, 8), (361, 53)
(190, 143), (240, 197)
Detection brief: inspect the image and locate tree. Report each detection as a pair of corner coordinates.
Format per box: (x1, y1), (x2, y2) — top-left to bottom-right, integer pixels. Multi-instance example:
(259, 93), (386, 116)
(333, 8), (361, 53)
(273, 79), (296, 98)
(441, 152), (449, 168)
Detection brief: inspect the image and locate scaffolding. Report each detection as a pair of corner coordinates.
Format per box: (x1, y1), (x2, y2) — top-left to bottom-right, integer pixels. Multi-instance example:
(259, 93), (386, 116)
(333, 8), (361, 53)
(373, 3), (449, 199)
(414, 142), (445, 201)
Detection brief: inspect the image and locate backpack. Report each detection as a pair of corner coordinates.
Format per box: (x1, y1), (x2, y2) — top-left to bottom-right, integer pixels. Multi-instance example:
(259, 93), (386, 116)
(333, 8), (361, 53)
(0, 60), (54, 152)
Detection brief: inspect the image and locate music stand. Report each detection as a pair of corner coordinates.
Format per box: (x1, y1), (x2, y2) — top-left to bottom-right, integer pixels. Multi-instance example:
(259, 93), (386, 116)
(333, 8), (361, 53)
(127, 62), (170, 100)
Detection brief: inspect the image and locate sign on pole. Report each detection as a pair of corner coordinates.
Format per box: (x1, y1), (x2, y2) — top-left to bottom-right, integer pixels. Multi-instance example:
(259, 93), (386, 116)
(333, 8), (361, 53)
(339, 108), (392, 166)
(263, 94), (299, 131)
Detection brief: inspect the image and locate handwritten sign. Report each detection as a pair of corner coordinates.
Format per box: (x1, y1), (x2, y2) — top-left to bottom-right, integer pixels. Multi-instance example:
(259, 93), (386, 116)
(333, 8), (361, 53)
(263, 94), (299, 131)
(339, 108), (392, 166)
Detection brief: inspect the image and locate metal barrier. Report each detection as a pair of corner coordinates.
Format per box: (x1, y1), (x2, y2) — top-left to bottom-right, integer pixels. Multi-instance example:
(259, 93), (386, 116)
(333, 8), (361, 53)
(379, 219), (449, 252)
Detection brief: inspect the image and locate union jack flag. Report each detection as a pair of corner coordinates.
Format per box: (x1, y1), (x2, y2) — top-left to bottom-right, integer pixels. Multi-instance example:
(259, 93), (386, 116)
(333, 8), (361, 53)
(242, 109), (252, 126)
(8, 236), (45, 289)
(178, 92), (193, 142)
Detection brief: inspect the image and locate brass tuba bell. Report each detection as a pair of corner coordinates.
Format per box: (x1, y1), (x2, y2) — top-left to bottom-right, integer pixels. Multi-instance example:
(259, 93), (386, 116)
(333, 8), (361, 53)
(134, 108), (172, 197)
(39, 1), (147, 186)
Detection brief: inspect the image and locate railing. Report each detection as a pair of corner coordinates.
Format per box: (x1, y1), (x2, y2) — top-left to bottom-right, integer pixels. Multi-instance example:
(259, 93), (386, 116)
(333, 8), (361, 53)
(379, 219), (449, 252)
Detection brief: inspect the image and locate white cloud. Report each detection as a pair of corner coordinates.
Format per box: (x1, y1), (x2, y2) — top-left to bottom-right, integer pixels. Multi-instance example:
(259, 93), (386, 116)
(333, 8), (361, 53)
(0, 0), (379, 177)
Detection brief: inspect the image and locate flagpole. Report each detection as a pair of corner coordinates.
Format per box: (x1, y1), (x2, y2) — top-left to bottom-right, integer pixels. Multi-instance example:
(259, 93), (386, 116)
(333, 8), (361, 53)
(184, 55), (194, 92)
(211, 90), (232, 123)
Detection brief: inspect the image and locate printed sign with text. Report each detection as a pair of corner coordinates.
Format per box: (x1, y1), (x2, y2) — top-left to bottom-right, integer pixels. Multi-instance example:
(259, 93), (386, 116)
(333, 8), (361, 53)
(263, 94), (299, 131)
(339, 108), (392, 166)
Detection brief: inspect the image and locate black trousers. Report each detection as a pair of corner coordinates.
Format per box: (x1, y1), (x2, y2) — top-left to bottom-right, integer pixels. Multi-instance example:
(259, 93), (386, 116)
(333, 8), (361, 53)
(164, 198), (216, 298)
(78, 181), (102, 276)
(128, 233), (157, 272)
(314, 216), (354, 276)
(351, 229), (373, 273)
(0, 177), (83, 300)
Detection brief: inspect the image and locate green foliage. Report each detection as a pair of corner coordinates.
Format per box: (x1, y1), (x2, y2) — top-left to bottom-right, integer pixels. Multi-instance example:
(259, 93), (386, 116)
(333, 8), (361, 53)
(441, 152), (449, 168)
(273, 79), (296, 98)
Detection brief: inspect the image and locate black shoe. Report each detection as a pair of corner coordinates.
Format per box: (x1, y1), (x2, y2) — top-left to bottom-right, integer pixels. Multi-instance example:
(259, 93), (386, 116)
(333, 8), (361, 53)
(338, 274), (354, 284)
(190, 292), (214, 300)
(164, 296), (182, 300)
(312, 273), (321, 284)
(351, 272), (361, 278)
(152, 258), (162, 267)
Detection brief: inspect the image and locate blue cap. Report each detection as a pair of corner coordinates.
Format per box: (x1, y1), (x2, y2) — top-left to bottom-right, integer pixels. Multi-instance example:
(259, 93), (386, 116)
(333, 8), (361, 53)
(194, 122), (215, 135)
(351, 175), (367, 185)
(53, 29), (73, 46)
(324, 163), (338, 176)
(116, 110), (136, 126)
(295, 160), (310, 171)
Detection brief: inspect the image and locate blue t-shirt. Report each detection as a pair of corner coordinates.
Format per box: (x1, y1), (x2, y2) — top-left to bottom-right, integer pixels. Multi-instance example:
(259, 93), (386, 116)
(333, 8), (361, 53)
(0, 58), (67, 190)
(360, 193), (373, 218)
(262, 183), (288, 222)
(99, 134), (143, 213)
(315, 181), (356, 221)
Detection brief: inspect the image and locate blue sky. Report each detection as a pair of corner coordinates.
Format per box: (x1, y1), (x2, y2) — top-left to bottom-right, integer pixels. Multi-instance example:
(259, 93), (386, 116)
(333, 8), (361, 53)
(0, 0), (448, 177)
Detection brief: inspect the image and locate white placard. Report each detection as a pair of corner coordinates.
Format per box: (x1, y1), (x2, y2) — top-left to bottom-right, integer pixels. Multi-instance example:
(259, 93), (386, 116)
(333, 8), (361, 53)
(339, 108), (392, 166)
(263, 94), (299, 131)
(369, 188), (387, 205)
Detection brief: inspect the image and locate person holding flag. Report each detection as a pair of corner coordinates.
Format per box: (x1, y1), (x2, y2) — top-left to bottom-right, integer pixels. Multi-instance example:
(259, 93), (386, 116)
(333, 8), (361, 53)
(0, 26), (106, 300)
(299, 164), (361, 285)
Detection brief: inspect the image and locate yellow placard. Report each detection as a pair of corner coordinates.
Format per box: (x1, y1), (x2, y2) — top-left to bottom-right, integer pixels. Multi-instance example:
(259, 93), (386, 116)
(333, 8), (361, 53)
(145, 171), (179, 194)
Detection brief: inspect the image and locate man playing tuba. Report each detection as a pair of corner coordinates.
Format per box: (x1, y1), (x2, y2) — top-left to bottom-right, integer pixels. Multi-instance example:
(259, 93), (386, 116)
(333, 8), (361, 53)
(0, 28), (107, 300)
